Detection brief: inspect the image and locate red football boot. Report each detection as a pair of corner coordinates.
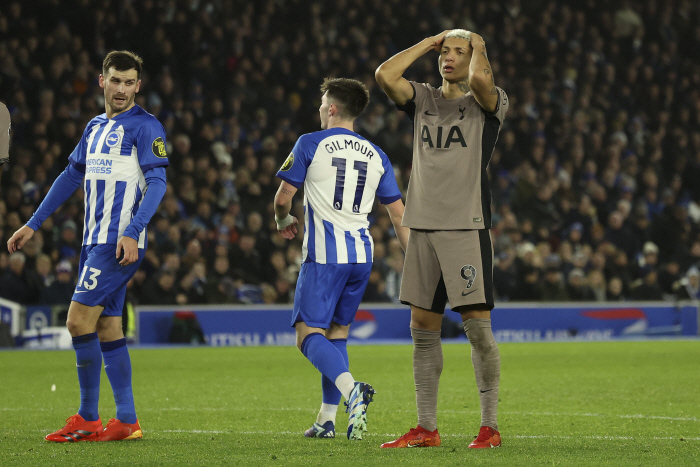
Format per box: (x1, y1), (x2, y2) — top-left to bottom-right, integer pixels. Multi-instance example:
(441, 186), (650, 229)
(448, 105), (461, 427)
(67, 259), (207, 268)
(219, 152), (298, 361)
(380, 425), (441, 448)
(45, 414), (103, 442)
(468, 426), (501, 448)
(99, 418), (143, 441)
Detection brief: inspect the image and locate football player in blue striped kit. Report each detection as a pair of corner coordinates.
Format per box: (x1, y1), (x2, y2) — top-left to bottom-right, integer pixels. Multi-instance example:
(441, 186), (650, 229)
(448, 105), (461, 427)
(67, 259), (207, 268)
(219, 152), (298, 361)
(7, 51), (168, 442)
(274, 78), (409, 440)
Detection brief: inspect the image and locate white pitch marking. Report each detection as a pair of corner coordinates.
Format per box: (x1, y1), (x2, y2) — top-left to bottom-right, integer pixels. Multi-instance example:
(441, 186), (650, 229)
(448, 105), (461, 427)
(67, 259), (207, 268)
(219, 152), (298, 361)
(161, 430), (229, 434)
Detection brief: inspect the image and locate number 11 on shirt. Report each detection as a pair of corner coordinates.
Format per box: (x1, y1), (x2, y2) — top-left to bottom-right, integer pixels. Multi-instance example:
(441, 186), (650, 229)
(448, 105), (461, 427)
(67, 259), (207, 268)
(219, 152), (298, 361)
(332, 157), (368, 213)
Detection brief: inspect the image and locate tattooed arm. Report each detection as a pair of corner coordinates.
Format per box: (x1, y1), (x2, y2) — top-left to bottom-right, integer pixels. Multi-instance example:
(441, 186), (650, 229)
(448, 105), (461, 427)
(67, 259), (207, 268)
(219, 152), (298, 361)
(274, 181), (299, 239)
(467, 32), (499, 113)
(376, 30), (451, 105)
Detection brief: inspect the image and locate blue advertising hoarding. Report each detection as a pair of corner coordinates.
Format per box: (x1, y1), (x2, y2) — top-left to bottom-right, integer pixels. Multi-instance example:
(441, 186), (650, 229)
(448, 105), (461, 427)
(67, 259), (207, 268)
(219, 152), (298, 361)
(137, 302), (699, 346)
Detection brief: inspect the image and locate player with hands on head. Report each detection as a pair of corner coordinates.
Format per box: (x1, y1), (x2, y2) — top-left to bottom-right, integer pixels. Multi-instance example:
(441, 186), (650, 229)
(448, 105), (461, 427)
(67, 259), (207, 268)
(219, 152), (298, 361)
(274, 77), (409, 440)
(375, 29), (509, 449)
(7, 51), (169, 443)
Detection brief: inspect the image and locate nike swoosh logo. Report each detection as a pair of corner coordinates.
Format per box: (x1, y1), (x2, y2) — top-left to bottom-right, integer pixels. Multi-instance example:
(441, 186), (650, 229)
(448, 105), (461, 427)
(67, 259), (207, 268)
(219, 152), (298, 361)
(480, 389), (493, 394)
(462, 289), (478, 297)
(75, 291), (87, 293)
(424, 111), (437, 116)
(407, 441), (427, 447)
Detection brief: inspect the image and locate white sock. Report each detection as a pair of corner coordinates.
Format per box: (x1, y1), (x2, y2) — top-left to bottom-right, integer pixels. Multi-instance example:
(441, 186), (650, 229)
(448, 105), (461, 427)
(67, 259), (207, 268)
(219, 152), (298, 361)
(316, 403), (338, 425)
(335, 372), (355, 401)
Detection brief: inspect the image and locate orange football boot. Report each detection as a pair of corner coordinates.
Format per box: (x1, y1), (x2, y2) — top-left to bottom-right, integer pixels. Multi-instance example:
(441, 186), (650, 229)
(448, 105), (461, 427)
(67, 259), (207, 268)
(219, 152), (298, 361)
(99, 418), (143, 441)
(45, 414), (103, 442)
(380, 425), (441, 448)
(468, 426), (501, 448)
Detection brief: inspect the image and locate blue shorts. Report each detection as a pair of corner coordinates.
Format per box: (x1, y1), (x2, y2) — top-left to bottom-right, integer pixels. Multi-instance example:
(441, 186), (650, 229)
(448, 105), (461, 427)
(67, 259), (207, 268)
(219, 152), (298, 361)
(72, 244), (145, 317)
(291, 261), (372, 328)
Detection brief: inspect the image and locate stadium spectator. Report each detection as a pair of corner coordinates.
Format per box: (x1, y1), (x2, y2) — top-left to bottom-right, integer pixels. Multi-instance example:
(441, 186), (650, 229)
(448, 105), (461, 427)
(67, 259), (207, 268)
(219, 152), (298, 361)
(658, 260), (682, 297)
(34, 253), (54, 287)
(675, 266), (700, 300)
(228, 230), (264, 285)
(587, 270), (608, 302)
(179, 261), (208, 305)
(141, 270), (183, 306)
(493, 250), (518, 302)
(635, 241), (660, 279)
(606, 276), (627, 301)
(630, 269), (665, 301)
(0, 251), (42, 304)
(566, 268), (596, 302)
(39, 259), (75, 305)
(511, 264), (543, 302)
(541, 266), (569, 302)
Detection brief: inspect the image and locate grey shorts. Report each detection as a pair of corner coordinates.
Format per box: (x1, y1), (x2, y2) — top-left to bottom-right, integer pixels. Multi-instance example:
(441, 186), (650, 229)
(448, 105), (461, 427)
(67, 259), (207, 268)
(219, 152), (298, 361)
(399, 229), (494, 313)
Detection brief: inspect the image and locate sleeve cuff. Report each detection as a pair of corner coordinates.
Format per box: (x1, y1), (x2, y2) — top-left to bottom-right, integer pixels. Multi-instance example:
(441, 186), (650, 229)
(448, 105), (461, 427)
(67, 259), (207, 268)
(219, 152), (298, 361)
(26, 219), (41, 231)
(141, 161), (170, 172)
(378, 194), (402, 205)
(484, 91), (501, 117)
(395, 82), (417, 113)
(276, 174), (302, 189)
(69, 160), (86, 173)
(122, 227), (140, 241)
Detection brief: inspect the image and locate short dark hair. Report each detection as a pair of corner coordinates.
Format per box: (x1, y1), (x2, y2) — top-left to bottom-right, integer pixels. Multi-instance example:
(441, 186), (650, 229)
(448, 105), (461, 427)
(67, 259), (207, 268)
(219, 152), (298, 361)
(320, 78), (370, 120)
(102, 50), (143, 79)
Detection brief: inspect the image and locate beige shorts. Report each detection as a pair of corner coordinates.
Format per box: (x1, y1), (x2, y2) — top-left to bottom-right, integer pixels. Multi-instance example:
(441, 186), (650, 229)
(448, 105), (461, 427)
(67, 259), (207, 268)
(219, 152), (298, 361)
(399, 229), (494, 313)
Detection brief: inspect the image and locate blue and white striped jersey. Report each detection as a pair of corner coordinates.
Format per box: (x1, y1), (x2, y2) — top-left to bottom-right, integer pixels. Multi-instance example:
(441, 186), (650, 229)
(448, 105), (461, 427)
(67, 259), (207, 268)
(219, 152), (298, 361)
(277, 128), (402, 264)
(68, 105), (169, 248)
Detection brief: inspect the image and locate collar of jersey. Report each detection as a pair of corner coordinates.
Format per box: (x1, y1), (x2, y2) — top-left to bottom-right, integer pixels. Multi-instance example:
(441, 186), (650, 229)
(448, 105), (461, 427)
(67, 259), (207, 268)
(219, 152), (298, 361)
(323, 127), (361, 138)
(104, 105), (140, 121)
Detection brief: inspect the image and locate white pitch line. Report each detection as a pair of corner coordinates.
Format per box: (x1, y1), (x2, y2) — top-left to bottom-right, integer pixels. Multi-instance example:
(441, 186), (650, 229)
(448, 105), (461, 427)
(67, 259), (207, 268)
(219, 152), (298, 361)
(500, 411), (700, 422)
(161, 430), (229, 434)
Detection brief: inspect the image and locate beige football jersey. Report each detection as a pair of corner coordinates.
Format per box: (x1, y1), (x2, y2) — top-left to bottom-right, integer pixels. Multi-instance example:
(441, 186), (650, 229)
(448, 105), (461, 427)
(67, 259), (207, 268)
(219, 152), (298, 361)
(398, 82), (509, 230)
(0, 102), (9, 164)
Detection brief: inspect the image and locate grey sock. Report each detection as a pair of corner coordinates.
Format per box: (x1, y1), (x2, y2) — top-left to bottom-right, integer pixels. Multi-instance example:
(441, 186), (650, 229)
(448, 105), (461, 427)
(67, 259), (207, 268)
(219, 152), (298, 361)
(411, 327), (442, 432)
(463, 318), (500, 431)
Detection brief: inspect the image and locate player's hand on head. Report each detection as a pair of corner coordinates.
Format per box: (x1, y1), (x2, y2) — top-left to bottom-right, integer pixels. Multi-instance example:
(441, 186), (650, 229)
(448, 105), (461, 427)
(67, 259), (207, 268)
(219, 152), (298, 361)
(429, 30), (451, 51)
(116, 236), (139, 266)
(7, 225), (34, 253)
(469, 32), (485, 49)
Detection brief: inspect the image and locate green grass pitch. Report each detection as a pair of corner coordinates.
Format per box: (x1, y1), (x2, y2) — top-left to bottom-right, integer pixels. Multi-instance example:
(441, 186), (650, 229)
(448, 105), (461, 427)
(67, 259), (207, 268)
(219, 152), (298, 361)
(1, 340), (699, 466)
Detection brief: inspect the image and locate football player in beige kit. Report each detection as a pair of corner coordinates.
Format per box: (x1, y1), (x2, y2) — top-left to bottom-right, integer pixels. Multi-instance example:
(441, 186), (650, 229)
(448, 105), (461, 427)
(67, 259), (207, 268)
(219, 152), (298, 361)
(0, 102), (10, 174)
(376, 29), (509, 449)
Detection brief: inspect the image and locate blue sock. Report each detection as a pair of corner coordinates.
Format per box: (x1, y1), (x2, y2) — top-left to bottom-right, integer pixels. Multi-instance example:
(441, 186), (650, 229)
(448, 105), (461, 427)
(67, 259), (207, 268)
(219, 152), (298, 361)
(72, 332), (101, 422)
(101, 338), (137, 424)
(301, 334), (349, 389)
(322, 338), (348, 405)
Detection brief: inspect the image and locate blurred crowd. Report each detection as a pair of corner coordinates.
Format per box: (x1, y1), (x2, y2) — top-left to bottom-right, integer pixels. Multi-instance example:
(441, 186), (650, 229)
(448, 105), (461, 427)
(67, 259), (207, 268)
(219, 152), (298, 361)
(1, 0), (700, 308)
